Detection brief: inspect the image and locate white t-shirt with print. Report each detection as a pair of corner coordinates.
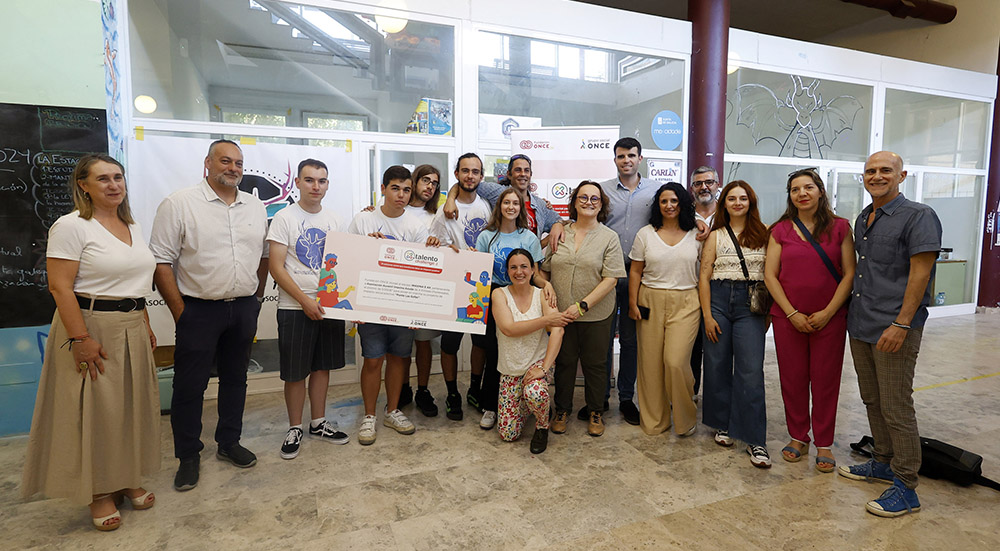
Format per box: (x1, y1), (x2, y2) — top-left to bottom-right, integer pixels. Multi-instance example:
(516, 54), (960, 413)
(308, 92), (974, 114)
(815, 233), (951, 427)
(429, 196), (491, 250)
(266, 203), (345, 310)
(347, 206), (429, 244)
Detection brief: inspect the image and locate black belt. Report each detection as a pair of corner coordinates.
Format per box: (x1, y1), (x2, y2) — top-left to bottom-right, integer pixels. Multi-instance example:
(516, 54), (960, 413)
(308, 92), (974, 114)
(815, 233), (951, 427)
(77, 295), (146, 312)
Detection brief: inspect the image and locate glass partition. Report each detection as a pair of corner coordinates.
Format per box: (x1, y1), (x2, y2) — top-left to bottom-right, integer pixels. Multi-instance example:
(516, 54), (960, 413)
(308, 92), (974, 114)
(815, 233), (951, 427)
(922, 174), (984, 305)
(477, 31), (686, 151)
(725, 67), (872, 162)
(884, 90), (989, 169)
(129, 0), (455, 135)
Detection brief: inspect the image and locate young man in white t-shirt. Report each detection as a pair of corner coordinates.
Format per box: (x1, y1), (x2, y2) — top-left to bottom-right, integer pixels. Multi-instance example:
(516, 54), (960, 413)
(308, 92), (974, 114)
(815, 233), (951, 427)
(267, 159), (349, 459)
(348, 165), (440, 445)
(427, 153), (492, 421)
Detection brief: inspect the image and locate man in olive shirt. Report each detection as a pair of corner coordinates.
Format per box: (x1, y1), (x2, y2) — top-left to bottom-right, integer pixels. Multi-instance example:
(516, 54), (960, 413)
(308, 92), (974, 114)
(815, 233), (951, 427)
(838, 151), (941, 518)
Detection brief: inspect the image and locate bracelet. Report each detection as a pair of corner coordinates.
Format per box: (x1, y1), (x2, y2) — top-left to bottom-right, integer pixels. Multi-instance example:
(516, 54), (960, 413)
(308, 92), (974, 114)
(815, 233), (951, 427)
(891, 321), (911, 330)
(785, 310), (799, 319)
(60, 333), (90, 350)
(576, 302), (584, 316)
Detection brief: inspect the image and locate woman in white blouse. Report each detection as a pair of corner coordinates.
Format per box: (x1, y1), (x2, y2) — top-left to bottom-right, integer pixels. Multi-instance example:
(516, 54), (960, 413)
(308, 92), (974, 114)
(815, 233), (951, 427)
(21, 155), (160, 531)
(628, 182), (702, 437)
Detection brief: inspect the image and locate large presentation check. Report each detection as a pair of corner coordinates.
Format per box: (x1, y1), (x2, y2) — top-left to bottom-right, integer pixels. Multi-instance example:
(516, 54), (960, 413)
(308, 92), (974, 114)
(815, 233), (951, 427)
(316, 232), (494, 334)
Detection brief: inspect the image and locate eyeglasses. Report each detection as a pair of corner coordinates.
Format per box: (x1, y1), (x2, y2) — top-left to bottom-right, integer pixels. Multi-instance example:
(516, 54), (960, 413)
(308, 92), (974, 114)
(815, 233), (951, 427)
(691, 179), (717, 188)
(577, 195), (602, 204)
(788, 167), (819, 177)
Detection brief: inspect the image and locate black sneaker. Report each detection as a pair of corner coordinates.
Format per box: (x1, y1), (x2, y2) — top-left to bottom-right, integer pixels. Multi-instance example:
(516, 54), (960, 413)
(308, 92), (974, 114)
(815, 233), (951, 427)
(577, 400), (610, 421)
(530, 428), (549, 454)
(174, 456), (200, 491)
(398, 384), (414, 408)
(415, 389), (439, 417)
(280, 427), (303, 459)
(217, 443), (257, 468)
(466, 387), (483, 413)
(619, 400), (640, 426)
(308, 420), (349, 445)
(445, 391), (464, 421)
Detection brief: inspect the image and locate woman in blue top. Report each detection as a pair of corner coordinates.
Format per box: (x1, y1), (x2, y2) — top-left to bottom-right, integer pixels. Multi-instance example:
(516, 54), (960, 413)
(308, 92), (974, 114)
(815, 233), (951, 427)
(471, 187), (550, 430)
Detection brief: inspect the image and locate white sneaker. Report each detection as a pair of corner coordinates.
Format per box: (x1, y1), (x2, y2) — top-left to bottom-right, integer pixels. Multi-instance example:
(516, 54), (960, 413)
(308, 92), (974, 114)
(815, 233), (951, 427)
(714, 430), (734, 447)
(747, 445), (772, 468)
(383, 408), (416, 435)
(480, 410), (497, 430)
(358, 415), (377, 446)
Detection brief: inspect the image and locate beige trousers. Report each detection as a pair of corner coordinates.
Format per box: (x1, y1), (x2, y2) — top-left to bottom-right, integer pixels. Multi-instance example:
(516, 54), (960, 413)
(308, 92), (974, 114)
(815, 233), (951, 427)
(636, 286), (700, 436)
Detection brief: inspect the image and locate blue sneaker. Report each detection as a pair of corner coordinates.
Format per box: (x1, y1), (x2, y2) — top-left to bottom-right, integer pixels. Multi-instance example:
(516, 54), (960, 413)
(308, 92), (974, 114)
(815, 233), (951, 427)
(865, 478), (921, 517)
(837, 458), (894, 483)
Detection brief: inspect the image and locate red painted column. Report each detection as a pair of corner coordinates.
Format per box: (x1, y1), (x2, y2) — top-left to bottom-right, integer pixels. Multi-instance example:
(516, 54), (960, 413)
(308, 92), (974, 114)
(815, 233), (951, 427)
(687, 0), (730, 179)
(977, 49), (1000, 309)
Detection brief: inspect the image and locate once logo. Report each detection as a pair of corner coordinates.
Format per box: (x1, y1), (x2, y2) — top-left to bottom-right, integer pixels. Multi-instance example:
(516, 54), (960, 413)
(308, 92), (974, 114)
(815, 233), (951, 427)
(529, 182), (538, 193)
(551, 182), (569, 200)
(386, 247), (395, 254)
(519, 140), (533, 150)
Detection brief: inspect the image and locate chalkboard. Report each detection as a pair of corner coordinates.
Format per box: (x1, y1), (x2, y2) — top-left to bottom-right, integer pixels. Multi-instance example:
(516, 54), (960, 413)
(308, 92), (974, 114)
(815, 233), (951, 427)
(0, 103), (107, 328)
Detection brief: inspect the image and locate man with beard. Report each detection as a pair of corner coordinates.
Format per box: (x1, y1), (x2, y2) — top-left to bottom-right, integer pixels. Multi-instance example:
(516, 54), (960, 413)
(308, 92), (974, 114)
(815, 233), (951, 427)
(688, 166), (721, 399)
(150, 139), (269, 491)
(444, 154), (565, 248)
(427, 153), (493, 420)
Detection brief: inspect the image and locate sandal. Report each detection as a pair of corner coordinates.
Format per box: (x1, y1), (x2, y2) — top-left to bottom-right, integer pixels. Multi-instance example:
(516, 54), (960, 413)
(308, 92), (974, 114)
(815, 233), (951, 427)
(124, 488), (155, 510)
(815, 449), (836, 473)
(781, 441), (806, 463)
(90, 494), (123, 532)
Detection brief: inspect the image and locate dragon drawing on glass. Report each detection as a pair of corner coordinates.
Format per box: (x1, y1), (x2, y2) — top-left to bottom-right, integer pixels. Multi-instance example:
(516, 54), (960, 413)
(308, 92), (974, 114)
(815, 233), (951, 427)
(733, 75), (863, 159)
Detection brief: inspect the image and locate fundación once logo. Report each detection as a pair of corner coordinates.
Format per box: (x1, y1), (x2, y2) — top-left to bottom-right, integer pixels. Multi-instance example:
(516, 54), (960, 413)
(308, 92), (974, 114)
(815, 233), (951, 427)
(519, 140), (533, 150)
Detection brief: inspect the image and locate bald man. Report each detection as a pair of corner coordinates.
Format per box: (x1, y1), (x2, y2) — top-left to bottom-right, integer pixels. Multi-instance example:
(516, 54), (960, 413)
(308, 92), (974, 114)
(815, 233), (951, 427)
(838, 151), (941, 518)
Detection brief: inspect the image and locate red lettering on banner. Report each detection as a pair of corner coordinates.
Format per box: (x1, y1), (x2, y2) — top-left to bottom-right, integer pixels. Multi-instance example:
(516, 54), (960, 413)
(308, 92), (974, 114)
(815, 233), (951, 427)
(377, 260), (443, 274)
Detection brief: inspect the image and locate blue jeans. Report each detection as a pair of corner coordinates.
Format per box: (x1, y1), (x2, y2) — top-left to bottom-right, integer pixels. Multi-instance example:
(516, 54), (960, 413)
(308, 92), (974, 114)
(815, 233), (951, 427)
(702, 280), (767, 447)
(606, 276), (637, 403)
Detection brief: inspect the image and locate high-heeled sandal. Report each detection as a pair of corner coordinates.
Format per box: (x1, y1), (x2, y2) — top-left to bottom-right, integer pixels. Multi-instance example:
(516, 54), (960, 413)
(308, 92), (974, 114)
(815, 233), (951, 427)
(91, 494), (123, 531)
(125, 489), (155, 510)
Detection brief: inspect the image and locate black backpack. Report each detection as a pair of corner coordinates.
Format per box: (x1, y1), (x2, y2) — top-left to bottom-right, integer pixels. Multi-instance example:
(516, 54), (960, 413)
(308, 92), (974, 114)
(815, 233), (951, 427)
(851, 435), (1000, 491)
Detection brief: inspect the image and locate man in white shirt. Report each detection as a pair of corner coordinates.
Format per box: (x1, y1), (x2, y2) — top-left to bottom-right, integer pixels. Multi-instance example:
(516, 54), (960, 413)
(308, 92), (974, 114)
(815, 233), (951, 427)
(267, 159), (350, 460)
(348, 165), (440, 445)
(427, 153), (492, 421)
(150, 140), (269, 491)
(688, 165), (720, 399)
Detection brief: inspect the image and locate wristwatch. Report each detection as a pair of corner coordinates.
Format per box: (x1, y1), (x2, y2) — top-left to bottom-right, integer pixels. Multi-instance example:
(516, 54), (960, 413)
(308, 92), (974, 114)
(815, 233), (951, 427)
(579, 301), (589, 313)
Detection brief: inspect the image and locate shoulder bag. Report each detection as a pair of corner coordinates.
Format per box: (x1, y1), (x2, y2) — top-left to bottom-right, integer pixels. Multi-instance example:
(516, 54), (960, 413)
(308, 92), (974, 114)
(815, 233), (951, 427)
(725, 225), (772, 315)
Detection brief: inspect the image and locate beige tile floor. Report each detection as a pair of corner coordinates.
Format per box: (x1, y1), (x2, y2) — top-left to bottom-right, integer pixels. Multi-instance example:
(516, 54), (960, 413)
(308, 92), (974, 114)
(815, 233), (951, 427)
(2, 313), (999, 550)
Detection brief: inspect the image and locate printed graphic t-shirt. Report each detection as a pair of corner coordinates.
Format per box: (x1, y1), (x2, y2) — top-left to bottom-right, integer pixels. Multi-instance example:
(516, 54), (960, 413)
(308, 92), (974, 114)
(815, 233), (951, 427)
(266, 203), (345, 310)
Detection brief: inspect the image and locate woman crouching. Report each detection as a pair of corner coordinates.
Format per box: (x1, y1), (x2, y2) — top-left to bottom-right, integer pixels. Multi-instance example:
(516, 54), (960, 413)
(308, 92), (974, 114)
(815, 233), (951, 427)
(492, 248), (571, 453)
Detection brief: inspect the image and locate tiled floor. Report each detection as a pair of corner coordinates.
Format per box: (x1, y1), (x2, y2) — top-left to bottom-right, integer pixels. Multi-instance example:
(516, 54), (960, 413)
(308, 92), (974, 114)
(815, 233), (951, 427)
(3, 314), (999, 550)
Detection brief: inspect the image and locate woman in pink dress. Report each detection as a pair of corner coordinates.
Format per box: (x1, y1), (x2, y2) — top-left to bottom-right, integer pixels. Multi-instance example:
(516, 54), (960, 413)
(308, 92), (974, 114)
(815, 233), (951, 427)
(764, 168), (855, 473)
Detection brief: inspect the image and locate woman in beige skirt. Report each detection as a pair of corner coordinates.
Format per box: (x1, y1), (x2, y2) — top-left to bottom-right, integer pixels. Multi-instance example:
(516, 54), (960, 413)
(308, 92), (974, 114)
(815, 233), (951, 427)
(21, 154), (160, 531)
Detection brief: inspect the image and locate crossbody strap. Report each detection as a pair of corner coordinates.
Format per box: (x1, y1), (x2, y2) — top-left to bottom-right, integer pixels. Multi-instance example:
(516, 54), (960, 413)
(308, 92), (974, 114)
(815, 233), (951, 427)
(792, 218), (841, 284)
(724, 225), (751, 280)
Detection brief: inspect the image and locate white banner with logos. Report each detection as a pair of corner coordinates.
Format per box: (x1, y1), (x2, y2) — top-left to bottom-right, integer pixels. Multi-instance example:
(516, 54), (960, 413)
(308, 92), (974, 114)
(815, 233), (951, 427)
(509, 126), (620, 217)
(127, 135), (356, 345)
(647, 158), (684, 185)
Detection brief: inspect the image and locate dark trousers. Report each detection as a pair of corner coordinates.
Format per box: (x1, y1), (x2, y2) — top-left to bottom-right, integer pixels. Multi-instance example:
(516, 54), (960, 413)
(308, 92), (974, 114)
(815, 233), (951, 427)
(605, 277), (637, 402)
(556, 314), (613, 414)
(470, 283), (502, 412)
(171, 296), (259, 459)
(690, 319), (704, 395)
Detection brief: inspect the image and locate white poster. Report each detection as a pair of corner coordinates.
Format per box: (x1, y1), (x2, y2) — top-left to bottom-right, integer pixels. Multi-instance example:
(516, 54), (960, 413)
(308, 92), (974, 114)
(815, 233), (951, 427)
(647, 158), (684, 185)
(509, 126), (620, 217)
(127, 135), (356, 344)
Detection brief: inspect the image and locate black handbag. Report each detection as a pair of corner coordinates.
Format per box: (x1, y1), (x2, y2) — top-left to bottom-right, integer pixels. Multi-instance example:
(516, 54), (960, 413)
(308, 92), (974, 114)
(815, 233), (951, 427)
(725, 225), (771, 315)
(850, 435), (1000, 491)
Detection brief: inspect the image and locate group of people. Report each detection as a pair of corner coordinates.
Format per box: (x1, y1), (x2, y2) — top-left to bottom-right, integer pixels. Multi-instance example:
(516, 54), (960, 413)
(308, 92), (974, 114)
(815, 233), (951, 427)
(20, 137), (941, 531)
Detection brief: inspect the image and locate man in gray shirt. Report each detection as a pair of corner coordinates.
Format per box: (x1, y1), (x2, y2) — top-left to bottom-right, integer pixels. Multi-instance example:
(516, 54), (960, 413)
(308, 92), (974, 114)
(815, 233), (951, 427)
(838, 151), (941, 518)
(599, 138), (658, 425)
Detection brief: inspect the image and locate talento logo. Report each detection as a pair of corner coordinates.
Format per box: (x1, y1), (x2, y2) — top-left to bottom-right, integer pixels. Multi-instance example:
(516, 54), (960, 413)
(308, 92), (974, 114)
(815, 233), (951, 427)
(551, 182), (569, 199)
